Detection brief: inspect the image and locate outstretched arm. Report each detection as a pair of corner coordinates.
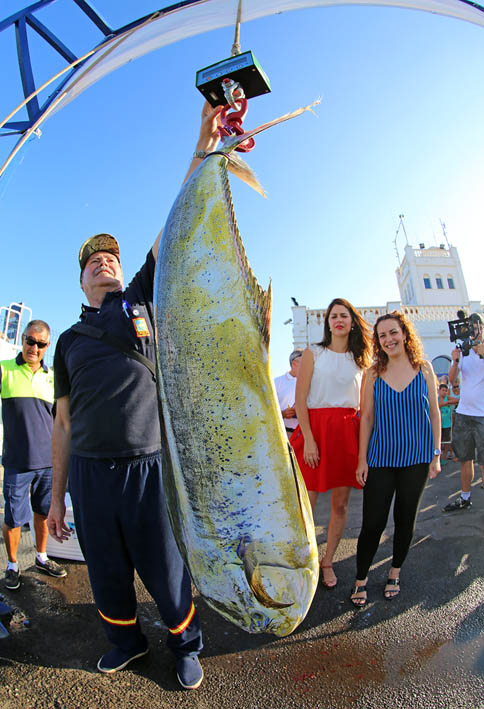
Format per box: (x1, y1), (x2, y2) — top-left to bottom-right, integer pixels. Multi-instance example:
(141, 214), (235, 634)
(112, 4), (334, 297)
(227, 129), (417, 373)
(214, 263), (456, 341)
(152, 102), (223, 261)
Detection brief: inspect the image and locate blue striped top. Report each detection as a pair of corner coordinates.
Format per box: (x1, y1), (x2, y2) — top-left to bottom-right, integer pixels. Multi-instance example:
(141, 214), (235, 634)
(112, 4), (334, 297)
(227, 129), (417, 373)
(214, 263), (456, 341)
(367, 369), (434, 467)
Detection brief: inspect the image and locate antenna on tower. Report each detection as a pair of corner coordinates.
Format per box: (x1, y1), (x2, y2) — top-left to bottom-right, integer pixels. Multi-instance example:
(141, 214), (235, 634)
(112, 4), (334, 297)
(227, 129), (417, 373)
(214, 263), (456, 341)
(440, 219), (451, 249)
(393, 214), (408, 263)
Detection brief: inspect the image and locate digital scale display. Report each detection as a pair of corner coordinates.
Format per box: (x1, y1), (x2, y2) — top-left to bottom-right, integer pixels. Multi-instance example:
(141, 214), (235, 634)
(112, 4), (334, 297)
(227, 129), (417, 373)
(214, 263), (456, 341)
(197, 53), (253, 83)
(196, 51), (271, 107)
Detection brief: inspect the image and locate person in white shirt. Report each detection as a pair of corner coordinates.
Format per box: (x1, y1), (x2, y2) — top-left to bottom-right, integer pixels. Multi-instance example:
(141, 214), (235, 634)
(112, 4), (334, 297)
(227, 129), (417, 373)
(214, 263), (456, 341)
(274, 350), (303, 437)
(444, 329), (484, 512)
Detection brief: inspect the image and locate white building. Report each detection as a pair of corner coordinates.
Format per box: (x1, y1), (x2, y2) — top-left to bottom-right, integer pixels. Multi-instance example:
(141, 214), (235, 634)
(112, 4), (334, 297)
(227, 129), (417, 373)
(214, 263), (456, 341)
(291, 242), (482, 377)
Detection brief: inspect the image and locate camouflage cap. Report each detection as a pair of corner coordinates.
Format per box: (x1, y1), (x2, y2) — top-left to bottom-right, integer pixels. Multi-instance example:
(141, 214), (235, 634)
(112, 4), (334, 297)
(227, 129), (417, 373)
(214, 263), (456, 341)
(79, 233), (120, 271)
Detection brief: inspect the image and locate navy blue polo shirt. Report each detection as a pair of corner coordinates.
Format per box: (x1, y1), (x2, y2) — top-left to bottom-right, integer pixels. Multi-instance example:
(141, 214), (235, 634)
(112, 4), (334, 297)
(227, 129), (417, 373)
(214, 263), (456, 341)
(54, 250), (161, 458)
(0, 353), (54, 470)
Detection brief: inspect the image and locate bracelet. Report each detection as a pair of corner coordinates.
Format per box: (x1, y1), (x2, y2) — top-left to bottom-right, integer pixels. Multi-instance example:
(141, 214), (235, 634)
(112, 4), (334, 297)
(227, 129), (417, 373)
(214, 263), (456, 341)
(193, 150), (207, 160)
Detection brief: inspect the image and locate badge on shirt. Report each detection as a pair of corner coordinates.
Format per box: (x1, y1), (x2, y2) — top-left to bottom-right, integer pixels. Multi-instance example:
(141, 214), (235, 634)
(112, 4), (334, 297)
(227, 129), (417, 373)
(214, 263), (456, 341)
(132, 317), (150, 338)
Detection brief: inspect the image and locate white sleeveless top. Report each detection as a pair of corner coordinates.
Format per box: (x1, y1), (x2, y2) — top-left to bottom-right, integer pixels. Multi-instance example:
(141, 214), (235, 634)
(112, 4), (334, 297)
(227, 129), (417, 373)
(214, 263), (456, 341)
(306, 345), (362, 409)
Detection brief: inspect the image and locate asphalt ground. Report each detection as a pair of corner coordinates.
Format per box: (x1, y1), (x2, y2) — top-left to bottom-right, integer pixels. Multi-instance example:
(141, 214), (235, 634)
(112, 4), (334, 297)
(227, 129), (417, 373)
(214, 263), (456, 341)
(0, 459), (483, 709)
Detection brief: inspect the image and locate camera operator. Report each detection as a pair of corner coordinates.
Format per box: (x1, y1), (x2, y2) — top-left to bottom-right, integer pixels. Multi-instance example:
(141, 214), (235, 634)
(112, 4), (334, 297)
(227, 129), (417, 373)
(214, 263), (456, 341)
(443, 326), (484, 512)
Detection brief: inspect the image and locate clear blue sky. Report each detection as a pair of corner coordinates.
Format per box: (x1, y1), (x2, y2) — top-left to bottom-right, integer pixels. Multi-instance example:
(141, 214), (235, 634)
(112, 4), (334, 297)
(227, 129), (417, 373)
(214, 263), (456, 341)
(1, 0), (483, 375)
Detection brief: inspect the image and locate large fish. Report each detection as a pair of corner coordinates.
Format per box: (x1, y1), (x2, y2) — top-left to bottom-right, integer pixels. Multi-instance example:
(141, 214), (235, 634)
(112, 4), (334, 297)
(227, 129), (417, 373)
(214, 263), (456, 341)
(154, 105), (319, 637)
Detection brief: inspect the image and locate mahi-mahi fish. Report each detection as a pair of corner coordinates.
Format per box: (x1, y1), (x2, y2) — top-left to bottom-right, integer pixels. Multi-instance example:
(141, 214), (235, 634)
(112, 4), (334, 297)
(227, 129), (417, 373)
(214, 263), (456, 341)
(154, 104), (319, 637)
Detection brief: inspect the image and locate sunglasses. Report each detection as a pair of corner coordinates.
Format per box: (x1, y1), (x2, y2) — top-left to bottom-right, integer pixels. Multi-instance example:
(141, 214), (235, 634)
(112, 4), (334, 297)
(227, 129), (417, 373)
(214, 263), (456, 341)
(24, 335), (49, 349)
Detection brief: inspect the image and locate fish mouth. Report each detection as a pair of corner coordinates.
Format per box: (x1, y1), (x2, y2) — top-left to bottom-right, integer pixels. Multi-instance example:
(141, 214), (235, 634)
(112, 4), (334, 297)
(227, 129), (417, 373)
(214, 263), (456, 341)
(236, 536), (315, 611)
(204, 560), (316, 636)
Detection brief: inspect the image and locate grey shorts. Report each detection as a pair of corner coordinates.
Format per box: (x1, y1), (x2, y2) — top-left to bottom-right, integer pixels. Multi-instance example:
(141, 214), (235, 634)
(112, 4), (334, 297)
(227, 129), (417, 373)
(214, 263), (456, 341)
(452, 413), (484, 464)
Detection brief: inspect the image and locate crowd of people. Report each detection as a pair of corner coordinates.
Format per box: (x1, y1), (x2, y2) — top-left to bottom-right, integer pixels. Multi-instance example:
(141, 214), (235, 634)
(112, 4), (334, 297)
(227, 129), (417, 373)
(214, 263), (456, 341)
(1, 101), (483, 690)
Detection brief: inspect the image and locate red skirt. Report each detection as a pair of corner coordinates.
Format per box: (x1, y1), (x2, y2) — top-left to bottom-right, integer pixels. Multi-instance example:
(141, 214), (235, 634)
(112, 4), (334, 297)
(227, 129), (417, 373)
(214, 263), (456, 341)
(290, 408), (362, 493)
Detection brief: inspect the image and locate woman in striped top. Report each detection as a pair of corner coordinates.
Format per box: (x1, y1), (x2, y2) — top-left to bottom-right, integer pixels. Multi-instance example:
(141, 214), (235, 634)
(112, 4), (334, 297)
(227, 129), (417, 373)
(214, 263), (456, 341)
(350, 312), (441, 606)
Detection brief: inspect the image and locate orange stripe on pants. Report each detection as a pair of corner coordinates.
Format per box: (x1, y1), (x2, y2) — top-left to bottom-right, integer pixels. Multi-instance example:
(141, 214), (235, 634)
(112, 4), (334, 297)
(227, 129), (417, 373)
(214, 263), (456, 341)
(169, 601), (195, 635)
(98, 609), (137, 626)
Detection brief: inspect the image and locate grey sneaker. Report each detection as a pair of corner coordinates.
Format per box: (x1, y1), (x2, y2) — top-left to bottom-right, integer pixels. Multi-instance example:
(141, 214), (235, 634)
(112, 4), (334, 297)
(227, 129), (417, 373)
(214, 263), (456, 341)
(443, 496), (472, 512)
(97, 642), (149, 673)
(35, 558), (67, 578)
(176, 655), (204, 689)
(4, 568), (20, 590)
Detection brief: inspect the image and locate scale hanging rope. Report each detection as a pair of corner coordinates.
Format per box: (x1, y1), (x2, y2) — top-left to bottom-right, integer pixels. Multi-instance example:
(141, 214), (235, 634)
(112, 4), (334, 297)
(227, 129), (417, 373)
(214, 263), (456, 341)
(195, 0), (271, 153)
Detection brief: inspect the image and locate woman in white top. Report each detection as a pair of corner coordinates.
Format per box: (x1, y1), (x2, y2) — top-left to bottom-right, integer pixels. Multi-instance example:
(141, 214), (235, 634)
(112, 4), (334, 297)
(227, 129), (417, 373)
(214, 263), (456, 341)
(291, 298), (372, 588)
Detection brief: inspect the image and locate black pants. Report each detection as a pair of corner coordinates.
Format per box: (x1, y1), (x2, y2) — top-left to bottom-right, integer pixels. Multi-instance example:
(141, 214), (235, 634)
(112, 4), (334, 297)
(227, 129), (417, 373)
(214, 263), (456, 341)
(69, 453), (202, 657)
(356, 462), (429, 580)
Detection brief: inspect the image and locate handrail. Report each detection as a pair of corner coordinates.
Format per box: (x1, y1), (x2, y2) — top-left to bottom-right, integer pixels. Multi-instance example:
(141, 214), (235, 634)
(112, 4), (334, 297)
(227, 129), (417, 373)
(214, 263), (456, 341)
(0, 302), (32, 346)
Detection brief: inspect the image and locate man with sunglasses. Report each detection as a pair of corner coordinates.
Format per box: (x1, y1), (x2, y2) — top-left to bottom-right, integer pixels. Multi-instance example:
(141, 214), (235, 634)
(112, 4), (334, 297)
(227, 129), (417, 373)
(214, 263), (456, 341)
(1, 321), (67, 590)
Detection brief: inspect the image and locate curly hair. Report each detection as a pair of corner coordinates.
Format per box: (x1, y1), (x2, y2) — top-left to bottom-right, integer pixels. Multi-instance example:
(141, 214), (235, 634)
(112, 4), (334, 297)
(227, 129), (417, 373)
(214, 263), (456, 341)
(318, 298), (372, 369)
(372, 311), (425, 374)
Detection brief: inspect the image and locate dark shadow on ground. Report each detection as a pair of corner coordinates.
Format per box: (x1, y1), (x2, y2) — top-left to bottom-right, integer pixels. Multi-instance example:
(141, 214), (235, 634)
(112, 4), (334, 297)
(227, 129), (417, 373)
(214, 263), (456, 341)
(1, 459), (483, 703)
(1, 520), (483, 671)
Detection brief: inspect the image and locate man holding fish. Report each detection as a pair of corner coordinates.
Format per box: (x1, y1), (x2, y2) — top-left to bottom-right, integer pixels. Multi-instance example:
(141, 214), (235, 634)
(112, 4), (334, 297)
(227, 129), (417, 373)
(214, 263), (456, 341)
(46, 103), (223, 688)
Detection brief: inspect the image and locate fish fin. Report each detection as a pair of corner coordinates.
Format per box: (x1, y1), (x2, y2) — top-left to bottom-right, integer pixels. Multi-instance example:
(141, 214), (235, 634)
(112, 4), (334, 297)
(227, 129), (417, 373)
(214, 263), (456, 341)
(248, 565), (294, 610)
(221, 168), (272, 347)
(235, 230), (272, 348)
(288, 442), (314, 536)
(226, 152), (266, 197)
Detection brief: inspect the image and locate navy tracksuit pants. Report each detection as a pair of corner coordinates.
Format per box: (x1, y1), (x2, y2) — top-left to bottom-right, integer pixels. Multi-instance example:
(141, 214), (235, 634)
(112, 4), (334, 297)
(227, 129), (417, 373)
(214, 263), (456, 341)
(69, 452), (202, 657)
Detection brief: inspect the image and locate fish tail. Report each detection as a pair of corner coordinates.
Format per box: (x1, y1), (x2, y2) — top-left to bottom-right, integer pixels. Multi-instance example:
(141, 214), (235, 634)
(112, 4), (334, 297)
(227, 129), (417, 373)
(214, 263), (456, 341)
(219, 99), (321, 196)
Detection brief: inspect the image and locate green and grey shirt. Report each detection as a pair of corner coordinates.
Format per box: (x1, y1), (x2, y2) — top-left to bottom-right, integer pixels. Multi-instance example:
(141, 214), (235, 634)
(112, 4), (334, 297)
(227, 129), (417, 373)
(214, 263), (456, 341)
(0, 353), (54, 470)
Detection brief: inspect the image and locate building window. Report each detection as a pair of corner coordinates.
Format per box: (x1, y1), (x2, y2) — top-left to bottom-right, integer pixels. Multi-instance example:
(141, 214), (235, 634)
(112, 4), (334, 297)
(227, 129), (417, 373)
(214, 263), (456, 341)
(423, 276), (431, 289)
(448, 277), (455, 289)
(436, 276), (443, 289)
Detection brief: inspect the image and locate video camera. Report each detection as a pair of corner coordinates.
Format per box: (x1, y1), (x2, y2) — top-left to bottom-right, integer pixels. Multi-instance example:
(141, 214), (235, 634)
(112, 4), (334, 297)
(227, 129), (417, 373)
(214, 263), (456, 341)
(448, 310), (483, 356)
